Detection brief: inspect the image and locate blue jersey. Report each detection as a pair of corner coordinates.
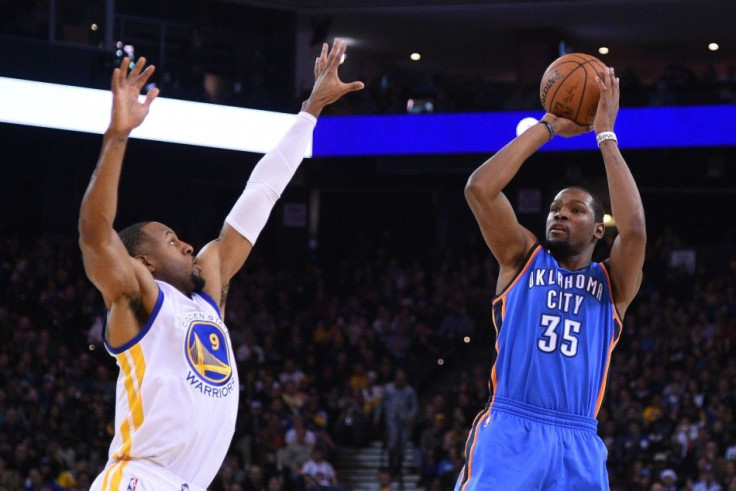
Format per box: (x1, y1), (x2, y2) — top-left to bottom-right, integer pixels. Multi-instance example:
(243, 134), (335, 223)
(490, 244), (621, 418)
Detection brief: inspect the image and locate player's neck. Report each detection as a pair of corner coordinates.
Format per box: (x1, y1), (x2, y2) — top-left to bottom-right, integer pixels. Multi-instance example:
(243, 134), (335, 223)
(546, 240), (595, 271)
(554, 253), (593, 271)
(157, 276), (196, 298)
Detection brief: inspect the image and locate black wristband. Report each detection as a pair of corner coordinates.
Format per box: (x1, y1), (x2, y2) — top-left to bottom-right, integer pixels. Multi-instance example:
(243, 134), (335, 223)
(538, 120), (555, 140)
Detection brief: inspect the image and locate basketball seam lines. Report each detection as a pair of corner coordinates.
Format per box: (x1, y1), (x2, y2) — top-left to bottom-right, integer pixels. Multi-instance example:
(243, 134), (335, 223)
(546, 58), (602, 123)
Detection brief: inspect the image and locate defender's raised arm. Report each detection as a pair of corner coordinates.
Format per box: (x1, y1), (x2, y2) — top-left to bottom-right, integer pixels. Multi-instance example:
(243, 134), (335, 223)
(78, 57), (160, 346)
(194, 39), (364, 313)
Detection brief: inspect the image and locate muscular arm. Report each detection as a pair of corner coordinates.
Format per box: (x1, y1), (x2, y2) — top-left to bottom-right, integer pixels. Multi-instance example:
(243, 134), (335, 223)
(78, 58), (159, 347)
(79, 130), (140, 305)
(197, 39), (364, 313)
(466, 116), (589, 293)
(195, 110), (318, 310)
(595, 69), (646, 316)
(602, 143), (646, 315)
(465, 123), (546, 278)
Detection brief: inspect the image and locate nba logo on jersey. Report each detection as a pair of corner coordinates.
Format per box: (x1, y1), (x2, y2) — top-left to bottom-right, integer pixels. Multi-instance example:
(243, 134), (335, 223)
(185, 320), (233, 386)
(127, 478), (139, 491)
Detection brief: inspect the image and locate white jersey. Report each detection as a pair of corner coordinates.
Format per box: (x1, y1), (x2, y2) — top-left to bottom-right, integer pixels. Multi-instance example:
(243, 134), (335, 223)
(94, 280), (239, 490)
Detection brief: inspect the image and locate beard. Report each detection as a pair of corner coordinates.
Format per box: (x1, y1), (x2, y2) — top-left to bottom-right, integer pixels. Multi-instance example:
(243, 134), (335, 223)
(544, 237), (576, 259)
(191, 272), (206, 292)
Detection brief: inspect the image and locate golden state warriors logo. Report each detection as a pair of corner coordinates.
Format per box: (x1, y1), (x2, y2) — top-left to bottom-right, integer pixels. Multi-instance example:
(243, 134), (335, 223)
(185, 321), (233, 386)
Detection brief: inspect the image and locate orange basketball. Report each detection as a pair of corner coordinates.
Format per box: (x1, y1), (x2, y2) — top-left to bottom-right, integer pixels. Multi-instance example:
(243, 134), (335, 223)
(539, 53), (608, 126)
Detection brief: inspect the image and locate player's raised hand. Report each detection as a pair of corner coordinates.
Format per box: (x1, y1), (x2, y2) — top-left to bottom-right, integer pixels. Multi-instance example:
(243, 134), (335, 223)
(302, 38), (364, 117)
(593, 67), (620, 134)
(109, 57), (160, 134)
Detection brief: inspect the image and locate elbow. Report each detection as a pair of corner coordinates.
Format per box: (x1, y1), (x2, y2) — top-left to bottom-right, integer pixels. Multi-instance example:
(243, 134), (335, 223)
(464, 175), (484, 203)
(464, 181), (476, 202)
(465, 170), (502, 204)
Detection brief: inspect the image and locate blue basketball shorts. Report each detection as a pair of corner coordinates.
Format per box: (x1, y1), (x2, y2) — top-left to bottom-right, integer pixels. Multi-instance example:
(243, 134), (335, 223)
(454, 397), (609, 490)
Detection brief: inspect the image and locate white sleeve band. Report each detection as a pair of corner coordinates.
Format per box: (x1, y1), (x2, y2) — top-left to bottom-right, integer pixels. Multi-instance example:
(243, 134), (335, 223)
(225, 111), (316, 245)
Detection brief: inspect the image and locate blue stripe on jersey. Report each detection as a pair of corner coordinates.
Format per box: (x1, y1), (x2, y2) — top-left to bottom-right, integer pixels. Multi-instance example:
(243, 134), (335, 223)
(491, 244), (621, 418)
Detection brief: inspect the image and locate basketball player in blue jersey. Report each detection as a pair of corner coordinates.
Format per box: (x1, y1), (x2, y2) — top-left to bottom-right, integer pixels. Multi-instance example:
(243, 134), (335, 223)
(79, 40), (363, 491)
(455, 67), (646, 490)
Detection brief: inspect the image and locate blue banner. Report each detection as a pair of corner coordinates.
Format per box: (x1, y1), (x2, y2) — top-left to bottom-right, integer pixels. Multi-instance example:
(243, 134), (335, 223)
(313, 105), (736, 157)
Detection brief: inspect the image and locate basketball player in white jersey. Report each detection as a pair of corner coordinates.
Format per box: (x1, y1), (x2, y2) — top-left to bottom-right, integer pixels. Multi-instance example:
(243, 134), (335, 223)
(80, 39), (363, 491)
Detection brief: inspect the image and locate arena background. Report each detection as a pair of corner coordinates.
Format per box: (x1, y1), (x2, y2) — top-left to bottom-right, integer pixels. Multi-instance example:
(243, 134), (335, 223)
(1, 1), (735, 490)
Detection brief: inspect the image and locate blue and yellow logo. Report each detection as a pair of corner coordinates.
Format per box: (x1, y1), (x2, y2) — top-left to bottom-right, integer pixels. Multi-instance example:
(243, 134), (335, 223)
(185, 321), (232, 386)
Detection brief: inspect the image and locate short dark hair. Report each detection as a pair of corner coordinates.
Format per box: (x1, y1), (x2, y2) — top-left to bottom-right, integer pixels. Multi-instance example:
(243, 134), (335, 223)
(564, 186), (605, 223)
(118, 221), (152, 256)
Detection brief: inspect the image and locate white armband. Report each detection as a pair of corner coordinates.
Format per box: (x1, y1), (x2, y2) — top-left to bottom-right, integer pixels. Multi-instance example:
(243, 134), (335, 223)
(225, 111), (316, 244)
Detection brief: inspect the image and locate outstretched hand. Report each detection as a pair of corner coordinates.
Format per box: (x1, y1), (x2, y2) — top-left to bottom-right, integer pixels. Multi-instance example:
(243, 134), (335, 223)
(109, 57), (160, 135)
(593, 67), (620, 134)
(302, 38), (364, 117)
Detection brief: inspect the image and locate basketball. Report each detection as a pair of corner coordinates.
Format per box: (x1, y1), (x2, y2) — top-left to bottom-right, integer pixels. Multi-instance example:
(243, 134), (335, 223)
(539, 53), (608, 126)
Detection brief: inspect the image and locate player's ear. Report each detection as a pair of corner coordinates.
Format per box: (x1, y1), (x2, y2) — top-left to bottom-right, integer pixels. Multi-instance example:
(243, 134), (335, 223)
(594, 223), (605, 240)
(134, 255), (155, 273)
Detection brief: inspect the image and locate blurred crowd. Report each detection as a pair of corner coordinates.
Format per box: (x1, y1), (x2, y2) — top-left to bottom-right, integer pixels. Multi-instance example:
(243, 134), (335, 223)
(0, 225), (734, 491)
(173, 58), (736, 117)
(0, 231), (484, 490)
(312, 60), (736, 117)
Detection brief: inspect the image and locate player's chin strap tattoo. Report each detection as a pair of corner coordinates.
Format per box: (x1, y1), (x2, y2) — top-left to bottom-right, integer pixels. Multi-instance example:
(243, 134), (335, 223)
(225, 111), (317, 245)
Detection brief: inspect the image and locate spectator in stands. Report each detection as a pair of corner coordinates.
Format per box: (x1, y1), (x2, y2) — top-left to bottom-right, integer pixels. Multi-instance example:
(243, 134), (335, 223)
(693, 461), (723, 491)
(417, 411), (448, 486)
(243, 464), (267, 491)
(660, 468), (678, 491)
(375, 368), (418, 478)
(278, 418), (314, 486)
(368, 468), (399, 491)
(301, 446), (340, 491)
